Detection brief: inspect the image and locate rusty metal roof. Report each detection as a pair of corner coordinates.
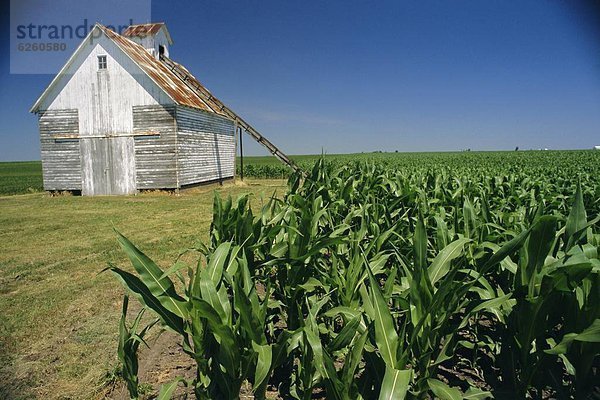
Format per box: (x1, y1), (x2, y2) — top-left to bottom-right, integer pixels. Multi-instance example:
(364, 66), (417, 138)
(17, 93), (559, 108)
(122, 23), (172, 43)
(99, 24), (227, 117)
(168, 59), (226, 114)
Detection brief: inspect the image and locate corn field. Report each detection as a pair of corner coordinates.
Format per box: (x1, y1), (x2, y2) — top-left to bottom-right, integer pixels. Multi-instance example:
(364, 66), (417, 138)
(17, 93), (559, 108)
(111, 151), (600, 399)
(236, 150), (600, 180)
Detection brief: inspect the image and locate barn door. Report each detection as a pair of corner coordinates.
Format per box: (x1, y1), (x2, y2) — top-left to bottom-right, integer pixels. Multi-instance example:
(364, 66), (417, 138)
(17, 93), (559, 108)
(81, 136), (136, 195)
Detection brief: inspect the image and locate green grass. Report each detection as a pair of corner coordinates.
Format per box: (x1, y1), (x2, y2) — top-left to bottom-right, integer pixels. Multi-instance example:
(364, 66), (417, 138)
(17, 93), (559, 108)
(0, 180), (286, 399)
(0, 161), (43, 195)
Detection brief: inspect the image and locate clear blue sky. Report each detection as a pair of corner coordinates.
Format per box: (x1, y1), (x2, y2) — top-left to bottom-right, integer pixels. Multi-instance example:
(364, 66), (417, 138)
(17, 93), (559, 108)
(1, 1), (600, 160)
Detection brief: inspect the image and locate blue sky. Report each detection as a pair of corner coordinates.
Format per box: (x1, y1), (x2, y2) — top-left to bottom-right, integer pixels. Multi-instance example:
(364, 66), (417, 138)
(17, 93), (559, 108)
(1, 1), (600, 160)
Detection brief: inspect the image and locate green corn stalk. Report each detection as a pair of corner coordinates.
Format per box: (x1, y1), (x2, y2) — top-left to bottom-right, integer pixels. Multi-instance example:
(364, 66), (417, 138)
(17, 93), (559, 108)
(117, 295), (157, 400)
(107, 154), (600, 399)
(109, 235), (283, 399)
(496, 184), (599, 397)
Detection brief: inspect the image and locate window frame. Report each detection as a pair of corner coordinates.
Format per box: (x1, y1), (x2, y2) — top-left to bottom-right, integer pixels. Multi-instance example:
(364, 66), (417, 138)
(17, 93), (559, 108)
(97, 55), (107, 70)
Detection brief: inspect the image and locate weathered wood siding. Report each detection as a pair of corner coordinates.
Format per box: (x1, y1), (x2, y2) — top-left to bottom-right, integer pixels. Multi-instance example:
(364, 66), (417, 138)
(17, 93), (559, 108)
(38, 33), (172, 135)
(35, 29), (176, 194)
(176, 106), (235, 186)
(133, 105), (178, 189)
(39, 109), (81, 190)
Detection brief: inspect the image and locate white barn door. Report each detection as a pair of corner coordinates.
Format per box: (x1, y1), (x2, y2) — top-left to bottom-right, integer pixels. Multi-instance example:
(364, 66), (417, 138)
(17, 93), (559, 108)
(80, 136), (136, 195)
(80, 62), (136, 195)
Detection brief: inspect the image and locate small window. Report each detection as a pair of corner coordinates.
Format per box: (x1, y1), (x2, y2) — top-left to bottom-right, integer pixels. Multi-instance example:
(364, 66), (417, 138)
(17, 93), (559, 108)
(97, 55), (107, 70)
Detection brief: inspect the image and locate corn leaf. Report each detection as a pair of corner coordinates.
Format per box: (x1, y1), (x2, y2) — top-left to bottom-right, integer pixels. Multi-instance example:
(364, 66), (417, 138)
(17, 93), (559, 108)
(199, 270), (228, 323)
(545, 319), (600, 355)
(480, 227), (532, 274)
(235, 279), (263, 344)
(427, 378), (462, 400)
(330, 316), (361, 351)
(252, 341), (272, 391)
(464, 386), (494, 399)
(429, 238), (471, 285)
(156, 377), (187, 400)
(414, 215), (427, 271)
(525, 216), (557, 277)
(191, 298), (237, 373)
(108, 267), (185, 334)
(565, 182), (587, 249)
(368, 270), (399, 369)
(116, 231), (188, 319)
(378, 366), (411, 400)
(206, 242), (231, 286)
(342, 330), (368, 387)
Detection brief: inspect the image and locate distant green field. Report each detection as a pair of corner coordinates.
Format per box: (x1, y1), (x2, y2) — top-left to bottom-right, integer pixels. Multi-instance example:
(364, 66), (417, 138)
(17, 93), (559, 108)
(3, 151), (599, 194)
(0, 155), (331, 195)
(0, 161), (43, 195)
(236, 154), (348, 179)
(238, 150), (600, 178)
(0, 154), (376, 195)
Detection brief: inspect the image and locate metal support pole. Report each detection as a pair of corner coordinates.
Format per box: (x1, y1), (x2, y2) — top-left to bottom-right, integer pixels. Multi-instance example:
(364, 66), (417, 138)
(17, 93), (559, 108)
(239, 127), (244, 181)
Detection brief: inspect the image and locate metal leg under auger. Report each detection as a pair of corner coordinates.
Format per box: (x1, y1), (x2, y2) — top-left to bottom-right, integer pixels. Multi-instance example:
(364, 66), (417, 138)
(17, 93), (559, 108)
(239, 127), (244, 181)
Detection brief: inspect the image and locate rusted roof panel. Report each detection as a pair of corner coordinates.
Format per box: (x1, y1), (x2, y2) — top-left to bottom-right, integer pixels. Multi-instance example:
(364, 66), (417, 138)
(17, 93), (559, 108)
(169, 60), (225, 114)
(98, 24), (227, 117)
(122, 23), (164, 38)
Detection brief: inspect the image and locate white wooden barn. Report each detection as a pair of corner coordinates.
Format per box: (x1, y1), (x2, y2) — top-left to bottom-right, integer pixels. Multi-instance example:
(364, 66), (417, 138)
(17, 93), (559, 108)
(30, 22), (295, 195)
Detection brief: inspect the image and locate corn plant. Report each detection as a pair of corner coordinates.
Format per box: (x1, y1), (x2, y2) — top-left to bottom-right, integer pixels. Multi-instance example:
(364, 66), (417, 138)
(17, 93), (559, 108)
(117, 295), (157, 400)
(493, 184), (600, 398)
(109, 235), (281, 399)
(109, 153), (600, 399)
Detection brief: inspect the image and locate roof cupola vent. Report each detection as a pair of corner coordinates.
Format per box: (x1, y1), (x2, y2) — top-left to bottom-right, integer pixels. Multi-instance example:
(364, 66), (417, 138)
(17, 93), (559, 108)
(122, 22), (172, 59)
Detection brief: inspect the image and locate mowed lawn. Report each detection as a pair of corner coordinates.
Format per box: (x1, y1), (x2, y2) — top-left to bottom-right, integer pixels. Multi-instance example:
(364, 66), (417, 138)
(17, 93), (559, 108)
(0, 180), (286, 399)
